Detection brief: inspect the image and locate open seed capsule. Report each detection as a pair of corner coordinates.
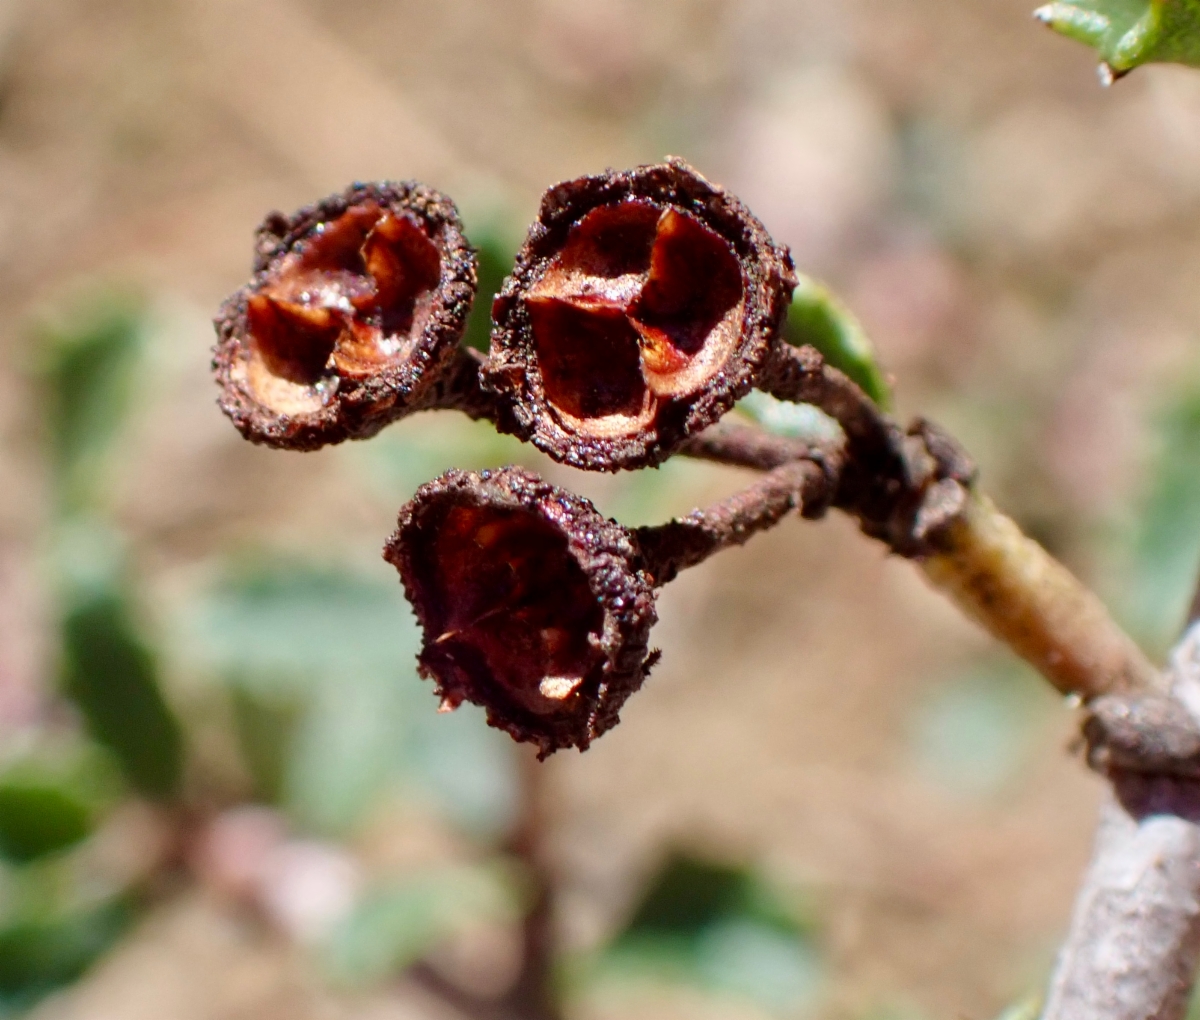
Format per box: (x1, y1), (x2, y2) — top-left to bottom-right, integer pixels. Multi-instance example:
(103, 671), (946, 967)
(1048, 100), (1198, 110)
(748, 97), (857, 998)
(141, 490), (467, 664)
(213, 182), (477, 450)
(384, 467), (658, 754)
(485, 159), (796, 471)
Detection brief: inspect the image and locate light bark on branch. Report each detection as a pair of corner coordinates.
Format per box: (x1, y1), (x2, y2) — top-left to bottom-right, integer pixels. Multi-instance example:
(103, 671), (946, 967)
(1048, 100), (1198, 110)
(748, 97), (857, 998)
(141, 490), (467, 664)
(1043, 623), (1200, 1020)
(923, 495), (1161, 701)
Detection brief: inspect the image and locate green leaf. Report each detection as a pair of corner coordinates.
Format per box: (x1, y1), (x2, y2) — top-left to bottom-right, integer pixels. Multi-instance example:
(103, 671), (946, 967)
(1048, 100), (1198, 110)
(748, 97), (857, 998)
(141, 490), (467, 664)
(462, 230), (516, 354)
(189, 566), (419, 831)
(1034, 0), (1200, 75)
(0, 897), (131, 1010)
(621, 856), (768, 936)
(591, 853), (823, 1015)
(0, 783), (92, 865)
(228, 683), (305, 804)
(184, 564), (517, 836)
(785, 275), (891, 408)
(60, 590), (184, 800)
(31, 293), (147, 512)
(0, 744), (121, 865)
(735, 391), (843, 446)
(618, 855), (808, 941)
(326, 865), (519, 985)
(1125, 386), (1200, 651)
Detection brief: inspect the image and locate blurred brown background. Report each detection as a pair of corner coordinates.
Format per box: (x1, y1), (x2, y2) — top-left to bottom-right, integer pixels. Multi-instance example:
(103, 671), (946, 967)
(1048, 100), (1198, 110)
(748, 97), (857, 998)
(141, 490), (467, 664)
(3, 1), (1200, 1019)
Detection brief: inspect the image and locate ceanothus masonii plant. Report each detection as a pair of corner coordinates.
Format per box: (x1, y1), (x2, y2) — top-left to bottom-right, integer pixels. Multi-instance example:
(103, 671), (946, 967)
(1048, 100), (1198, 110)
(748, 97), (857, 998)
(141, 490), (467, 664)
(214, 152), (1200, 1020)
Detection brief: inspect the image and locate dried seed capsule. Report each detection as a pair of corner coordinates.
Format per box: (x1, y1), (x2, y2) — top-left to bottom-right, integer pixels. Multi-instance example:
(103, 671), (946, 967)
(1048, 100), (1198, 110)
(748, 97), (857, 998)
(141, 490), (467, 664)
(384, 467), (658, 755)
(213, 182), (477, 450)
(485, 158), (796, 471)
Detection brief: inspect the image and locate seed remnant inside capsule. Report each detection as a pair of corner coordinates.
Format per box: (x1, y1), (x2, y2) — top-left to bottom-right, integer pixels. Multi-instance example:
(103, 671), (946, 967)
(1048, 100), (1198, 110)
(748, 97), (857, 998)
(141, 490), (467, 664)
(246, 202), (442, 410)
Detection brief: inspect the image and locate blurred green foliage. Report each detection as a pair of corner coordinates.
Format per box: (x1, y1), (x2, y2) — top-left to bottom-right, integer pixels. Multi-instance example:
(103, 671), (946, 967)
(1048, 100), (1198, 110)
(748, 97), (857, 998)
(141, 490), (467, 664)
(32, 296), (146, 512)
(184, 563), (518, 837)
(1035, 0), (1200, 76)
(355, 414), (529, 507)
(1124, 383), (1200, 651)
(0, 744), (121, 869)
(0, 827), (135, 1013)
(0, 898), (131, 1012)
(742, 274), (888, 450)
(994, 994), (1042, 1020)
(357, 407), (716, 531)
(463, 230), (517, 353)
(0, 292), (186, 1008)
(785, 276), (891, 409)
(0, 783), (92, 866)
(60, 590), (183, 800)
(909, 660), (1052, 800)
(586, 853), (823, 1015)
(327, 864), (519, 985)
(30, 293), (187, 801)
(736, 391), (843, 446)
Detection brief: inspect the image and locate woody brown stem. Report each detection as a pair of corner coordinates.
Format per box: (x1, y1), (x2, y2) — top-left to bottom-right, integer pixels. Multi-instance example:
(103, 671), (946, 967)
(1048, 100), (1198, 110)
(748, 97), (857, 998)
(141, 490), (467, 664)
(420, 345), (506, 423)
(430, 342), (1159, 702)
(762, 343), (901, 456)
(634, 459), (829, 586)
(678, 419), (840, 473)
(923, 495), (1162, 700)
(683, 346), (1160, 703)
(1042, 622), (1200, 1020)
(501, 748), (562, 1020)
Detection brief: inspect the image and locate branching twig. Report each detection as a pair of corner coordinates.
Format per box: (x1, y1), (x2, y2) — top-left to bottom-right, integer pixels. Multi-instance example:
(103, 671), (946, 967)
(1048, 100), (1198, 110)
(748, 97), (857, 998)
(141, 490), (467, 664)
(754, 344), (1180, 1013)
(689, 345), (1160, 702)
(408, 339), (1173, 1014)
(677, 419), (834, 473)
(1044, 622), (1200, 1020)
(635, 459), (829, 585)
(923, 495), (1161, 700)
(423, 345), (508, 424)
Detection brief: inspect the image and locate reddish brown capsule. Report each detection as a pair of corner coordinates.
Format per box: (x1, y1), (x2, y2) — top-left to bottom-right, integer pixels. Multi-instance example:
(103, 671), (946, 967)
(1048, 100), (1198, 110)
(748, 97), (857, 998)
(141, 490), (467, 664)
(485, 159), (797, 471)
(213, 182), (477, 450)
(384, 467), (658, 755)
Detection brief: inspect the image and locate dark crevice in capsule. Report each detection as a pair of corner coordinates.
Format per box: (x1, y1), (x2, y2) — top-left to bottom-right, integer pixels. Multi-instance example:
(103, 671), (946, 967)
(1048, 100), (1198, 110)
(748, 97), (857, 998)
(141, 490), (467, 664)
(528, 297), (649, 421)
(629, 208), (743, 361)
(553, 200), (661, 277)
(246, 294), (341, 386)
(412, 503), (605, 719)
(516, 203), (747, 433)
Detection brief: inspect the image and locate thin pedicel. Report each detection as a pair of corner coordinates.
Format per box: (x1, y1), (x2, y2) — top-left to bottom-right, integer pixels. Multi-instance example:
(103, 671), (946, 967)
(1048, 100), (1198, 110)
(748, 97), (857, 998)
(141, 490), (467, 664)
(384, 460), (828, 755)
